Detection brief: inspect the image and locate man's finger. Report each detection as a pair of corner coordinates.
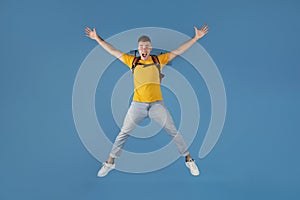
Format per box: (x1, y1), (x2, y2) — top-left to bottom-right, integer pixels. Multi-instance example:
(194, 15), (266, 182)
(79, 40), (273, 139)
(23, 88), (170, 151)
(201, 24), (208, 30)
(194, 26), (198, 32)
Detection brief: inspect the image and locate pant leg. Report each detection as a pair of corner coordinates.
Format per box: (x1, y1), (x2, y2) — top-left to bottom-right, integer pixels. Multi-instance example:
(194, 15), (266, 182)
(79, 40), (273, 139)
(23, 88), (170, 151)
(149, 102), (189, 157)
(110, 102), (148, 158)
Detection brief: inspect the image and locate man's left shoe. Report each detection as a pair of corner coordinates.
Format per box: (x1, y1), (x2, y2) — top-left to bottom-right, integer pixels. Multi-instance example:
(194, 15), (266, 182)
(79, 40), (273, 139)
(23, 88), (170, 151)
(185, 159), (200, 176)
(97, 162), (115, 177)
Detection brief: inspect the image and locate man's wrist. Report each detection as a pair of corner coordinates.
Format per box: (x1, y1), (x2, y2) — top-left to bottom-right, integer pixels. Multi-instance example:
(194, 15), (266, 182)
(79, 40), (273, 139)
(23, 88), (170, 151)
(192, 36), (199, 42)
(96, 35), (104, 43)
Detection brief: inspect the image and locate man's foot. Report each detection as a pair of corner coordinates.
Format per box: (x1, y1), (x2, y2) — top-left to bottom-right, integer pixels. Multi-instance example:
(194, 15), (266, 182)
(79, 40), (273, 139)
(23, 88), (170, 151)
(97, 162), (115, 177)
(185, 159), (200, 176)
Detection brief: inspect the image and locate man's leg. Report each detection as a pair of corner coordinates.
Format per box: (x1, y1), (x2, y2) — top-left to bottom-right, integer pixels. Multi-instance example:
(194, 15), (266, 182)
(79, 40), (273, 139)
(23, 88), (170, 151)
(97, 102), (148, 177)
(148, 102), (189, 156)
(149, 101), (200, 176)
(109, 102), (148, 159)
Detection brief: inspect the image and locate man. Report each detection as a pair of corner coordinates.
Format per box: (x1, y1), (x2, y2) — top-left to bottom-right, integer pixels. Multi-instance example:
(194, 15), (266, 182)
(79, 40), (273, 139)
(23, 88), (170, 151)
(84, 24), (209, 177)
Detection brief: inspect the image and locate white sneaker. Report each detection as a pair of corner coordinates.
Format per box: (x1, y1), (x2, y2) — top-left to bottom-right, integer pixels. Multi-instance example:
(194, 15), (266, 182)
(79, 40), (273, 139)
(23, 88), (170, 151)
(185, 159), (200, 176)
(97, 162), (115, 177)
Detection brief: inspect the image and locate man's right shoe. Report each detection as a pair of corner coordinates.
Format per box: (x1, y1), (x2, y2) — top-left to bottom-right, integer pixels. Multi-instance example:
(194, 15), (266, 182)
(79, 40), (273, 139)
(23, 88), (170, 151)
(97, 162), (115, 177)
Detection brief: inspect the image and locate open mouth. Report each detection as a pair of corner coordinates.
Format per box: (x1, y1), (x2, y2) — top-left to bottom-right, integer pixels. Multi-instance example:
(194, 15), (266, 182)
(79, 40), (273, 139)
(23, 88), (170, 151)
(141, 53), (148, 59)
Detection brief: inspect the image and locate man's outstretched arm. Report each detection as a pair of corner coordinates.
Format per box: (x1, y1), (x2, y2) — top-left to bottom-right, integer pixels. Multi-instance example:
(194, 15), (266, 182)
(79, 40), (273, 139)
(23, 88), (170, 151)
(169, 24), (209, 62)
(85, 27), (124, 60)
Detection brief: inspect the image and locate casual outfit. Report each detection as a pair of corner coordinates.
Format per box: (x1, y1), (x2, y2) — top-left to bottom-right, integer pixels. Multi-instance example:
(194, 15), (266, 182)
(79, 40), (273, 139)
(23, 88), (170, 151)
(97, 53), (199, 177)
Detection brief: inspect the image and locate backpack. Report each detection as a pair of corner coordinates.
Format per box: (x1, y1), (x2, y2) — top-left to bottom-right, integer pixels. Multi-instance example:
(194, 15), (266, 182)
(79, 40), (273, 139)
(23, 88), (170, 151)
(131, 55), (165, 82)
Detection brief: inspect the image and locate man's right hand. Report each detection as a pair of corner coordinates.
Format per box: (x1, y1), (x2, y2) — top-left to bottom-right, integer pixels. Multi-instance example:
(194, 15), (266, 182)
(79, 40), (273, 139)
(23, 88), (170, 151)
(85, 27), (98, 40)
(84, 26), (124, 61)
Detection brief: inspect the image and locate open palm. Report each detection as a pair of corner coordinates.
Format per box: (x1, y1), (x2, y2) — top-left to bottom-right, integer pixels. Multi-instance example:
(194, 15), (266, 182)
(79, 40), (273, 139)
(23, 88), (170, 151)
(85, 27), (98, 40)
(194, 24), (209, 40)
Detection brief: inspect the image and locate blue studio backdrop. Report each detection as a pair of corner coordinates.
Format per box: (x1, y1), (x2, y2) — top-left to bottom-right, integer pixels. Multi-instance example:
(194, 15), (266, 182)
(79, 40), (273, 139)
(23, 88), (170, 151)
(1, 0), (299, 199)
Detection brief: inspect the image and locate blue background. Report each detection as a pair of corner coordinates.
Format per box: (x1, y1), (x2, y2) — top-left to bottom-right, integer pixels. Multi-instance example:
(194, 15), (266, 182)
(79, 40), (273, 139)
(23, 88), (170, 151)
(1, 0), (300, 199)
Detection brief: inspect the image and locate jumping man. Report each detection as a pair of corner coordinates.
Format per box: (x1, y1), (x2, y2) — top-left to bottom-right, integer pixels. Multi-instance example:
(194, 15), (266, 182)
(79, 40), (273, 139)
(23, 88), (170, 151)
(84, 24), (209, 177)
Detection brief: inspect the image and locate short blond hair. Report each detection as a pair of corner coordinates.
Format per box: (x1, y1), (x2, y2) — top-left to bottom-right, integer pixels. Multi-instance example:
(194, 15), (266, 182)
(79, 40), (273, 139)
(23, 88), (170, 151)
(138, 35), (151, 43)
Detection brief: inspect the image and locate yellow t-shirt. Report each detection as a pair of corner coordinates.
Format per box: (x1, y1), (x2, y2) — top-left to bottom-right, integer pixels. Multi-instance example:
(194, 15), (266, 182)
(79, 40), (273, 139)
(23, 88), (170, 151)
(121, 53), (170, 103)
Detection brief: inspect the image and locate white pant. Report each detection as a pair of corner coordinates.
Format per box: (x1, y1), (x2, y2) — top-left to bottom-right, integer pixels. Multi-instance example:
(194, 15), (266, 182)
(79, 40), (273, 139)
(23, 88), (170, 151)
(110, 101), (189, 158)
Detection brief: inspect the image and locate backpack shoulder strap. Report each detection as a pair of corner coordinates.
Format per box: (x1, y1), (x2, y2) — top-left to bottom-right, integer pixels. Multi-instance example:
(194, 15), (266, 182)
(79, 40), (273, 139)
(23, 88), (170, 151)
(131, 56), (141, 73)
(151, 55), (160, 66)
(151, 55), (161, 71)
(151, 55), (164, 82)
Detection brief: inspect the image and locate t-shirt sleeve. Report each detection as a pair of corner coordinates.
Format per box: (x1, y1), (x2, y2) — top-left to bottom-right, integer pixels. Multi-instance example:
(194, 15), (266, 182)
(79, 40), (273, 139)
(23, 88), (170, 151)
(121, 53), (135, 69)
(157, 52), (170, 69)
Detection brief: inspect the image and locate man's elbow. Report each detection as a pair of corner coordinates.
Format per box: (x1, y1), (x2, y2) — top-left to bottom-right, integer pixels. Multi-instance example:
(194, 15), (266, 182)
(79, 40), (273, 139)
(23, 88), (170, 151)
(169, 52), (178, 61)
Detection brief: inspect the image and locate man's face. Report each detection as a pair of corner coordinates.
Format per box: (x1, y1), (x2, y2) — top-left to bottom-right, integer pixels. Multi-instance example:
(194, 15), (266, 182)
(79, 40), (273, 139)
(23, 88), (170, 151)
(138, 41), (152, 60)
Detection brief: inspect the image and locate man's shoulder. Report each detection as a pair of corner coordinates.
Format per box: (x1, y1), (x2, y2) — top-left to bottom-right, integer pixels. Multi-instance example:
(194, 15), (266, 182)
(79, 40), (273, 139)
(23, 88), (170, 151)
(123, 53), (135, 59)
(157, 52), (170, 66)
(120, 53), (136, 68)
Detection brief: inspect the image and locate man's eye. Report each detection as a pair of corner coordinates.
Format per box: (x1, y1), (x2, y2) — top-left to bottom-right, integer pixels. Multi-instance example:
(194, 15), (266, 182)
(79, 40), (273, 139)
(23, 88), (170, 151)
(138, 45), (151, 49)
